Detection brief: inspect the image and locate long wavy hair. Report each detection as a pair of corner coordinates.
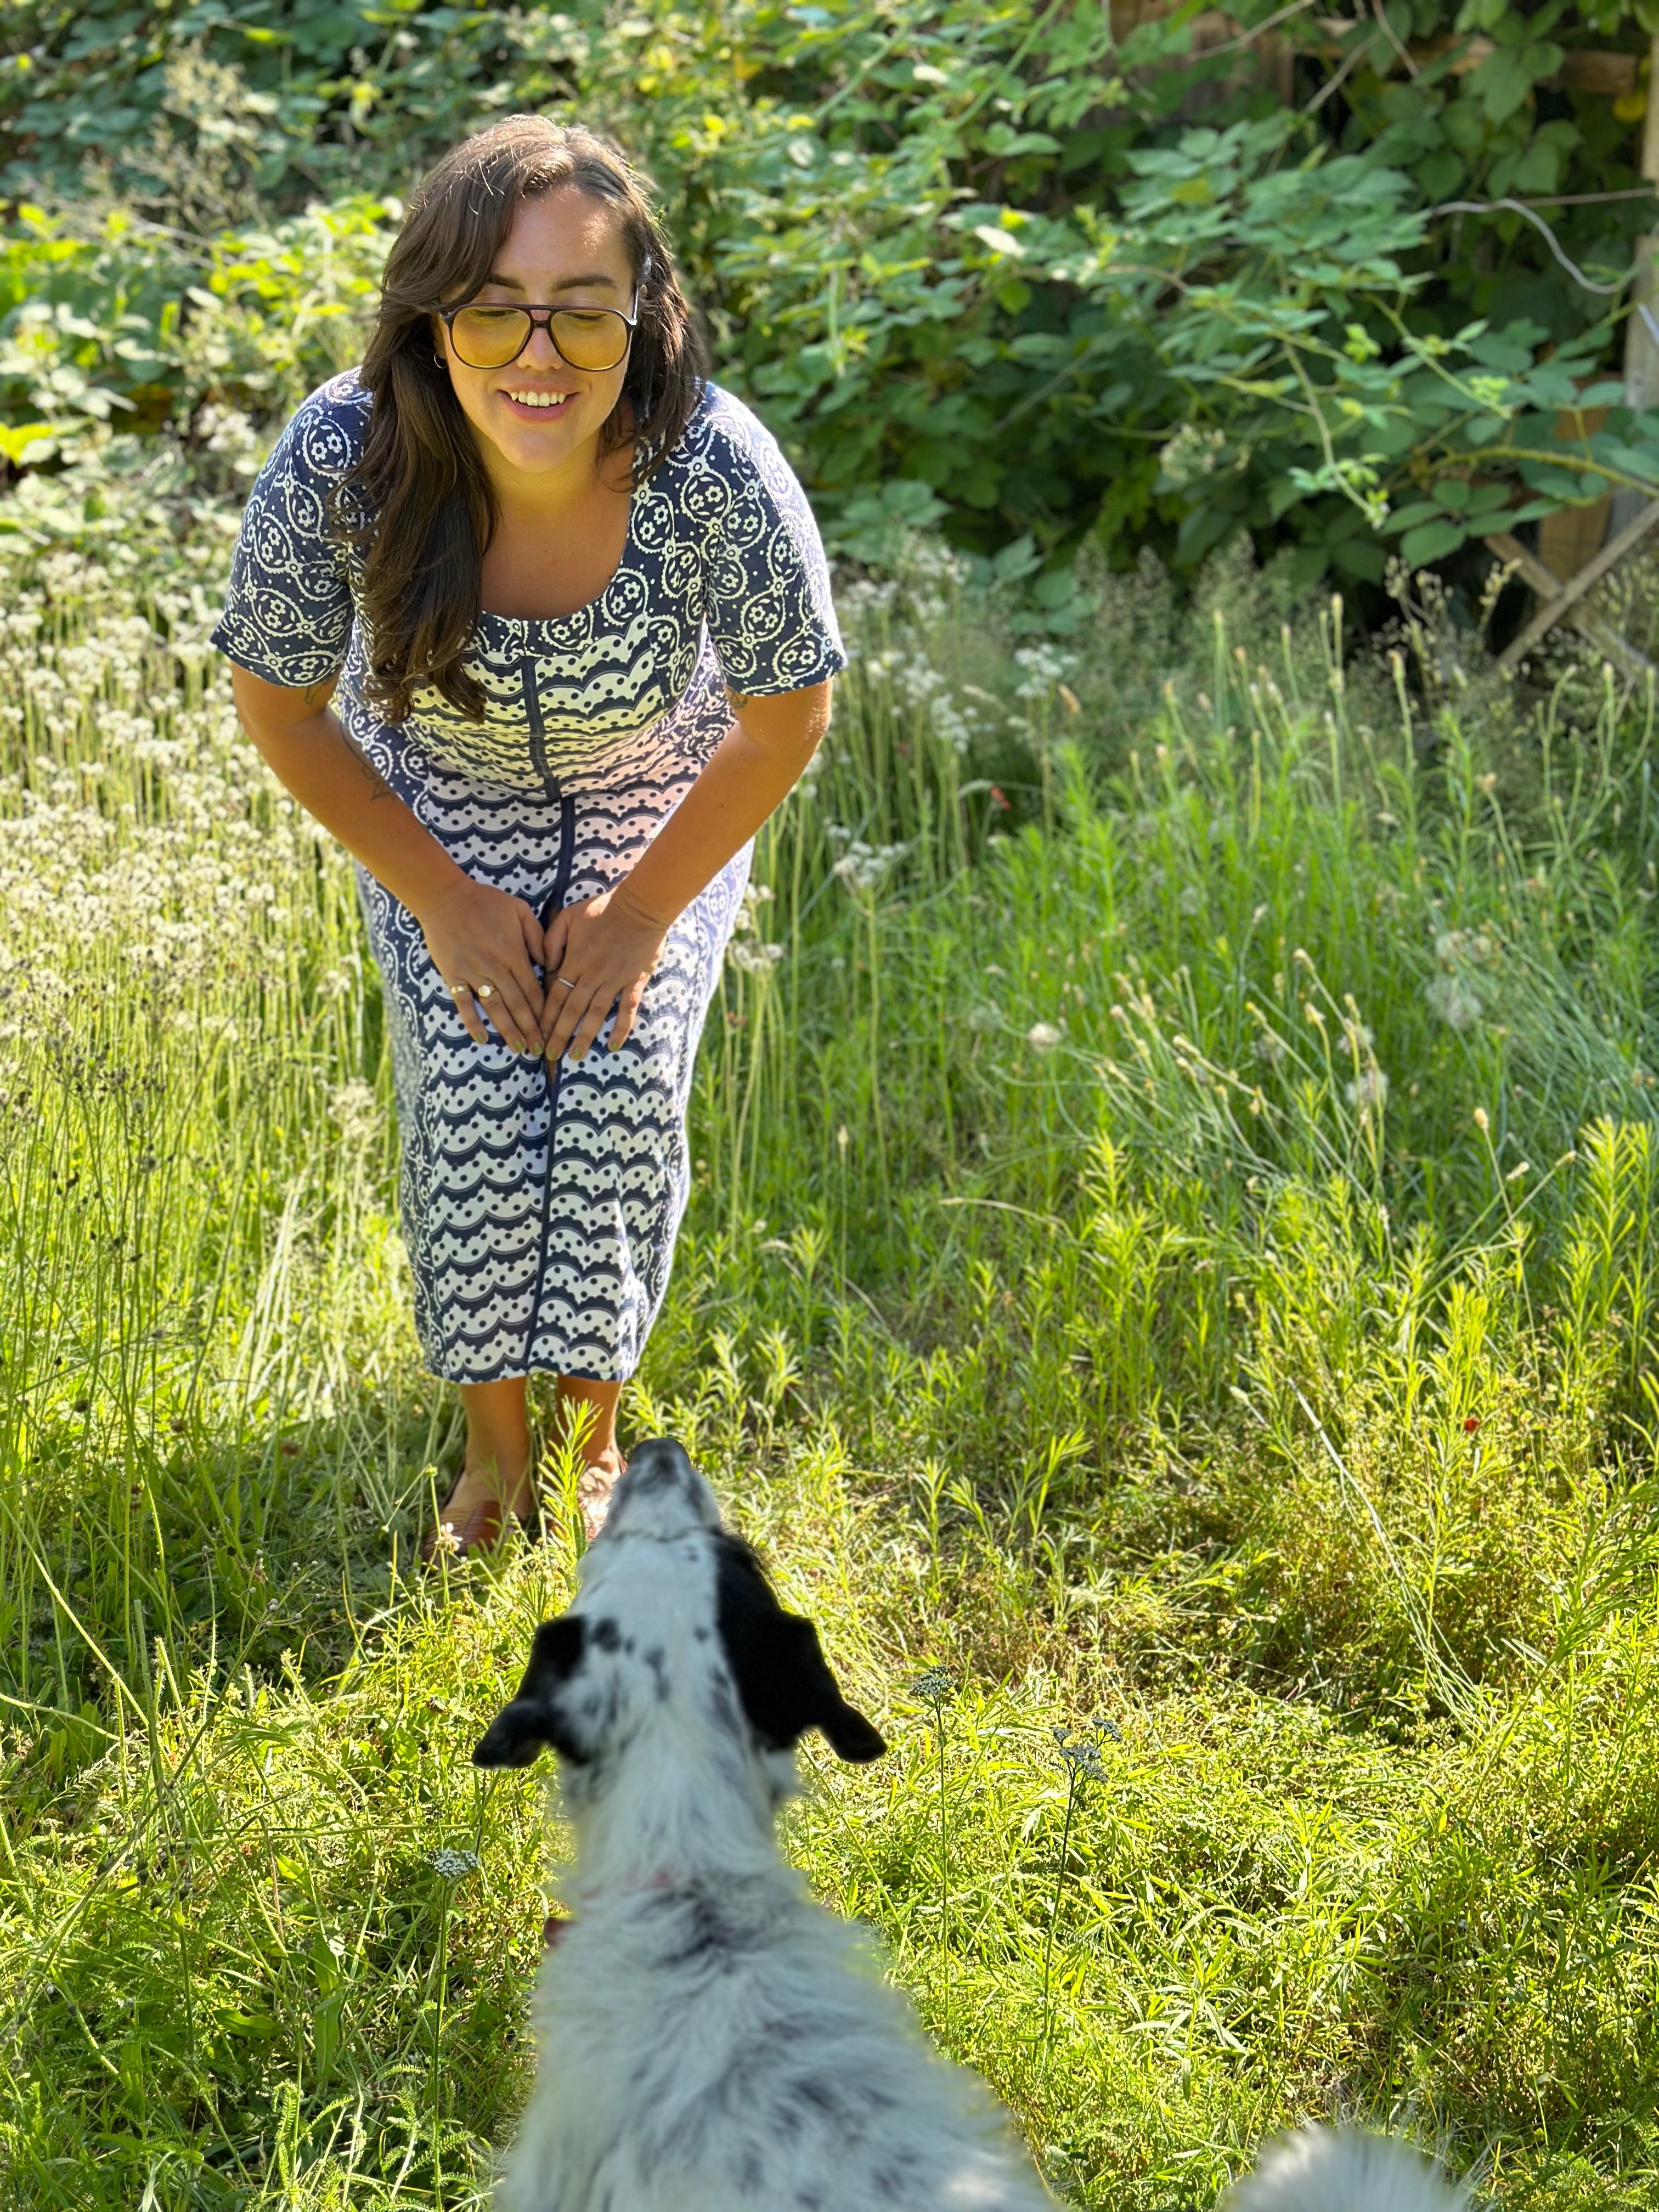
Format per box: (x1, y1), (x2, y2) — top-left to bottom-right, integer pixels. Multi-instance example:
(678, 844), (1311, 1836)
(342, 116), (707, 723)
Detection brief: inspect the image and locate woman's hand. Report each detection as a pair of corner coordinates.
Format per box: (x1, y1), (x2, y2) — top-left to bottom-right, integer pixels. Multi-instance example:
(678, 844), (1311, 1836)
(415, 876), (548, 1054)
(543, 884), (670, 1063)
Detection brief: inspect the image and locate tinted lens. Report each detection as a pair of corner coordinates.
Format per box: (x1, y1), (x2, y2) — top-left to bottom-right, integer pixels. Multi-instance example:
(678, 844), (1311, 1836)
(449, 306), (532, 368)
(549, 309), (630, 372)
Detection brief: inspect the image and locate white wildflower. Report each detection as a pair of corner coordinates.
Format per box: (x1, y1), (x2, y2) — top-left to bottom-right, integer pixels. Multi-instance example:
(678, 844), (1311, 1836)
(194, 403), (264, 480)
(1053, 1726), (1109, 1782)
(1011, 644), (1079, 701)
(1157, 424), (1231, 488)
(1434, 928), (1496, 966)
(1426, 973), (1483, 1032)
(732, 880), (775, 936)
(727, 938), (786, 974)
(1026, 1021), (1063, 1050)
(328, 1080), (379, 1142)
(905, 1667), (956, 1705)
(832, 839), (910, 893)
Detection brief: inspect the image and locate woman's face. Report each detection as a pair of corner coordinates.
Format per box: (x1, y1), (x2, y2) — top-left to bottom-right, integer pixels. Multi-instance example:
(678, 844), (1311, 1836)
(438, 188), (636, 484)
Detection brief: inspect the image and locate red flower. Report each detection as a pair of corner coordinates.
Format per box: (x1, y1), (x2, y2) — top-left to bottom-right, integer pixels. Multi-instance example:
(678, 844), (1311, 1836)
(989, 786), (1010, 810)
(1463, 1414), (1481, 1434)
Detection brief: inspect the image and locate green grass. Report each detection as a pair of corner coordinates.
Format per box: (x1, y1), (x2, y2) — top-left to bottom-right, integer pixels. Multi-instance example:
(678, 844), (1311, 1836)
(2, 473), (1658, 2209)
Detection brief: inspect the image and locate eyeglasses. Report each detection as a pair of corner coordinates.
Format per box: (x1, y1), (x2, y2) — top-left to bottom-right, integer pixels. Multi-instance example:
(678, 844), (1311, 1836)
(437, 291), (640, 374)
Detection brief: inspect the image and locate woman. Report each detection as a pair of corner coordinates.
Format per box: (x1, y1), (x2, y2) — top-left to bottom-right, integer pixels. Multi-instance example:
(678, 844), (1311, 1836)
(213, 116), (842, 1555)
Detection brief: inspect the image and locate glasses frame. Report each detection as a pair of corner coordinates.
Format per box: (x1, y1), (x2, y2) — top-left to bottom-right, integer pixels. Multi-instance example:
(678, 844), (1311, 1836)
(436, 289), (642, 374)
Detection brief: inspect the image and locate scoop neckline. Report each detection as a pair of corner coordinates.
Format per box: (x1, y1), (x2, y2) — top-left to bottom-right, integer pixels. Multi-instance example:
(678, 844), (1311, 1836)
(476, 471), (647, 639)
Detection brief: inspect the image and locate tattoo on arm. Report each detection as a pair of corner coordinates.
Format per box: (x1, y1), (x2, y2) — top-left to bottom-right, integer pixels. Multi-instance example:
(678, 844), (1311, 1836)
(343, 733), (396, 803)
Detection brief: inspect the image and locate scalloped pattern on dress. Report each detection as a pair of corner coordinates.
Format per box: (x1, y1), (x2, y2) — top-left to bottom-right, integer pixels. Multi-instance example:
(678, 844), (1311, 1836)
(212, 373), (844, 1381)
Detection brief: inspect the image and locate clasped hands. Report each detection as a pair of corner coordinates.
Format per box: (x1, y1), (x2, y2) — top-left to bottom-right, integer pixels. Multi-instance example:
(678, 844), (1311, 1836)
(417, 875), (670, 1063)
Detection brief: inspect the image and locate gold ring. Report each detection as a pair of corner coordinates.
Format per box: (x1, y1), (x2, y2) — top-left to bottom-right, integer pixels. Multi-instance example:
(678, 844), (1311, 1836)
(476, 982), (495, 1000)
(556, 978), (577, 991)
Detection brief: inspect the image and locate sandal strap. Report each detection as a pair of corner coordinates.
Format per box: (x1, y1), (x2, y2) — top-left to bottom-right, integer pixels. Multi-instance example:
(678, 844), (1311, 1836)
(422, 1472), (539, 1561)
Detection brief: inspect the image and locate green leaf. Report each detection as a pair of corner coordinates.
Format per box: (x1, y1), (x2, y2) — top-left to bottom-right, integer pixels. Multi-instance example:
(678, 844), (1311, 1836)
(1332, 534), (1386, 582)
(1472, 49), (1535, 126)
(1520, 465), (1600, 500)
(981, 125), (1062, 158)
(0, 422), (57, 465)
(1400, 518), (1469, 564)
(1289, 541), (1331, 590)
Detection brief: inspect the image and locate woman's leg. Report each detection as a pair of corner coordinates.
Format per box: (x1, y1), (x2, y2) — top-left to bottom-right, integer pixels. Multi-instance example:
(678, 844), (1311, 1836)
(552, 1375), (624, 1539)
(423, 1378), (534, 1556)
(423, 1374), (623, 1552)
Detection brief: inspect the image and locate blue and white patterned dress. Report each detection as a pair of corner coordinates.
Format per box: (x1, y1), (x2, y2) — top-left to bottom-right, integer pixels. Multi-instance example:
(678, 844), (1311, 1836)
(212, 371), (844, 1384)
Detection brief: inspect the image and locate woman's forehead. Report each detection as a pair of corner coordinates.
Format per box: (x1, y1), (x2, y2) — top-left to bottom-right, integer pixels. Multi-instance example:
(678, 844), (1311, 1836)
(484, 189), (632, 294)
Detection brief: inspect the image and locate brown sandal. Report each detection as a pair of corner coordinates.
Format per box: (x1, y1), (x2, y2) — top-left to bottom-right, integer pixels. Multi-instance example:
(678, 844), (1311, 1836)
(421, 1471), (540, 1563)
(574, 1457), (622, 1545)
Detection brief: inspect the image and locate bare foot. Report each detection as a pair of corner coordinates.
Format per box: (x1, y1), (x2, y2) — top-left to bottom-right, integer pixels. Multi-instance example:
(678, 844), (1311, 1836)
(575, 1446), (624, 1544)
(421, 1458), (534, 1561)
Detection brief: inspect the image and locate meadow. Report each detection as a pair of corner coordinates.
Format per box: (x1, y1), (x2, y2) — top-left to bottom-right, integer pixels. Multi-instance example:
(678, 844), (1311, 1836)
(1, 430), (1656, 2209)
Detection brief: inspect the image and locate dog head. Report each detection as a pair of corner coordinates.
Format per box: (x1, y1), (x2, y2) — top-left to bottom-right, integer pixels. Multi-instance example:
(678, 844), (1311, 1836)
(472, 1440), (885, 1801)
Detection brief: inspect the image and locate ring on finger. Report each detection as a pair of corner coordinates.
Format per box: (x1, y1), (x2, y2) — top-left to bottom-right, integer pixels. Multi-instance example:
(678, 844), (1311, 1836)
(555, 977), (577, 992)
(476, 981), (495, 1000)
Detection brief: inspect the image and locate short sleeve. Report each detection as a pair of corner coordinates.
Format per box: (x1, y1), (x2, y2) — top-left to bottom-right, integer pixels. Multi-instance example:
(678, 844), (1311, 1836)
(695, 391), (847, 698)
(210, 375), (368, 690)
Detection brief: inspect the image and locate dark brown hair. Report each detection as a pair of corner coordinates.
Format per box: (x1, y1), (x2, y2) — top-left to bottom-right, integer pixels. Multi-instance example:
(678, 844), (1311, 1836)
(342, 116), (707, 723)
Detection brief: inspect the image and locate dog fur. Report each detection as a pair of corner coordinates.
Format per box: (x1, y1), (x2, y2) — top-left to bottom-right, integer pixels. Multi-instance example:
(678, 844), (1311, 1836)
(475, 1439), (1466, 2212)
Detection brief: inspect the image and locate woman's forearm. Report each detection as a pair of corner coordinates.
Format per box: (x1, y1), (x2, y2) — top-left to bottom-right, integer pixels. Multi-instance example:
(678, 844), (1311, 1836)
(230, 668), (469, 921)
(618, 684), (831, 926)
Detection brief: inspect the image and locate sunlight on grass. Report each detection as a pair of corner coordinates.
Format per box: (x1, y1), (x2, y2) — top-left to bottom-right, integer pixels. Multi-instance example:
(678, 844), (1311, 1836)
(2, 476), (1657, 2207)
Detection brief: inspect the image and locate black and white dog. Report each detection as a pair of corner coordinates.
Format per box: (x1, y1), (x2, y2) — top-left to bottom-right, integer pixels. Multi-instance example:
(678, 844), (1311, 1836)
(475, 1439), (1465, 2212)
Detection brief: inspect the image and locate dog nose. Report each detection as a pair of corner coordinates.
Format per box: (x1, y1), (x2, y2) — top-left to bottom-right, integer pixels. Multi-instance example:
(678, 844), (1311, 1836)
(622, 1437), (692, 1492)
(600, 1438), (724, 1541)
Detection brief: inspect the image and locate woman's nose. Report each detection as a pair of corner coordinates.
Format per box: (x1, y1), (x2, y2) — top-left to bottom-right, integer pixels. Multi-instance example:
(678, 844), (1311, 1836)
(520, 319), (565, 372)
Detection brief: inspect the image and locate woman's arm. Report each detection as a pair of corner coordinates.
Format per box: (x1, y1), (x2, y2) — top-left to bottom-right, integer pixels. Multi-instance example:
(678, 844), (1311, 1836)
(541, 679), (833, 1063)
(229, 664), (549, 1054)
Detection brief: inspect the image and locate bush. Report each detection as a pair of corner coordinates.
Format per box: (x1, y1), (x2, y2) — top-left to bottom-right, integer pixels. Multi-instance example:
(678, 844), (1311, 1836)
(5, 0), (1659, 590)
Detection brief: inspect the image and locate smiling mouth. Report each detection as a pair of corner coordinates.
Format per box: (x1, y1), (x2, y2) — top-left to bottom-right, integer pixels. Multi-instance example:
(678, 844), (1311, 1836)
(501, 389), (573, 412)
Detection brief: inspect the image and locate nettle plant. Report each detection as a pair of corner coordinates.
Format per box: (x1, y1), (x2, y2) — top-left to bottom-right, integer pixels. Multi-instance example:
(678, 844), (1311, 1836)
(4, 0), (1659, 589)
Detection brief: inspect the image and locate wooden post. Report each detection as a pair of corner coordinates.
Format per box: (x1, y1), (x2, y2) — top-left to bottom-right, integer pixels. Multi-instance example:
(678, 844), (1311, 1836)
(1493, 497), (1659, 674)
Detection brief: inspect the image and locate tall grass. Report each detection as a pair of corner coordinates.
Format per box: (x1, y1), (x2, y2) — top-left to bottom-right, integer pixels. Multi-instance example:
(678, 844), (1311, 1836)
(2, 475), (1657, 2208)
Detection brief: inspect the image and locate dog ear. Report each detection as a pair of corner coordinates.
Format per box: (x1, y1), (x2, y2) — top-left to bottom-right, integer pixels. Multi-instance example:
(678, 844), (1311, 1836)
(472, 1615), (588, 1768)
(715, 1543), (885, 1764)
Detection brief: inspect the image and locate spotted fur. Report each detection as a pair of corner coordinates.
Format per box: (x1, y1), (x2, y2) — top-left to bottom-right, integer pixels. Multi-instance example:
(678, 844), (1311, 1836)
(476, 1440), (1466, 2212)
